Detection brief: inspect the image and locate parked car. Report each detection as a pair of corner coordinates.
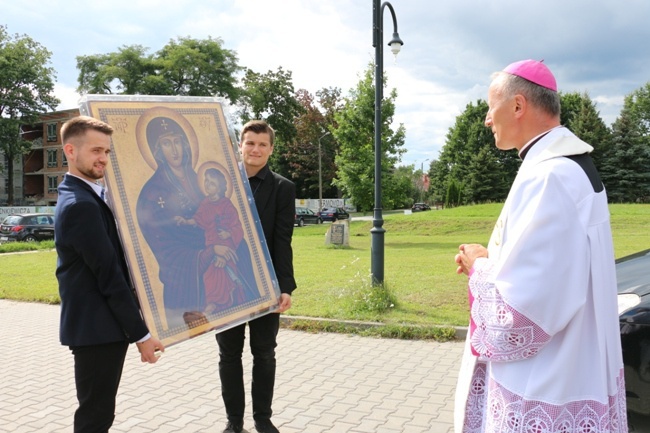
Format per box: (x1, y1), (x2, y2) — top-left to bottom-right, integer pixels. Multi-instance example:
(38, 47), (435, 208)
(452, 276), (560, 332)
(319, 207), (350, 222)
(295, 207), (322, 227)
(0, 213), (55, 242)
(412, 203), (431, 212)
(617, 248), (650, 422)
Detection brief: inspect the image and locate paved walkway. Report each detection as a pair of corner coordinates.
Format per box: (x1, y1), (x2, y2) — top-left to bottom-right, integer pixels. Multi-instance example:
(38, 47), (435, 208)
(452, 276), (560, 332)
(0, 300), (464, 433)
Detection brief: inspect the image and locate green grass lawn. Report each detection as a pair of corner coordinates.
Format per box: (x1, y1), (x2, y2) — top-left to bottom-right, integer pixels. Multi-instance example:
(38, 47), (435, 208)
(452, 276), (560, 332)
(2, 203), (649, 331)
(0, 249), (60, 304)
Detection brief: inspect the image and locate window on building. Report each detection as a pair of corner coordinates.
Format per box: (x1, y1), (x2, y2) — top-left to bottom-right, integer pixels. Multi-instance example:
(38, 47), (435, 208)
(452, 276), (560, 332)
(47, 149), (58, 167)
(62, 152), (68, 167)
(48, 176), (58, 193)
(47, 123), (57, 142)
(3, 154), (7, 171)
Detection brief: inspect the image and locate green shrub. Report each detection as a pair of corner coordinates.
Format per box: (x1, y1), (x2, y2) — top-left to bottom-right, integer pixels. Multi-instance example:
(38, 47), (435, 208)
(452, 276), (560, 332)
(0, 239), (54, 254)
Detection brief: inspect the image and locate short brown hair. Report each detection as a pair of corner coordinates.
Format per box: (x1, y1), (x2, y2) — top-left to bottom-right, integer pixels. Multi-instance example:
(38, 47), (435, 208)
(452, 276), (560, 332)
(240, 120), (275, 145)
(61, 116), (114, 144)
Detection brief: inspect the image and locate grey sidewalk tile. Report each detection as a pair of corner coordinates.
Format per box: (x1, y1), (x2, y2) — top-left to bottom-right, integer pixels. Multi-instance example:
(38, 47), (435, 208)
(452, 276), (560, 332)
(403, 421), (453, 433)
(1, 299), (465, 432)
(350, 418), (385, 432)
(379, 414), (411, 430)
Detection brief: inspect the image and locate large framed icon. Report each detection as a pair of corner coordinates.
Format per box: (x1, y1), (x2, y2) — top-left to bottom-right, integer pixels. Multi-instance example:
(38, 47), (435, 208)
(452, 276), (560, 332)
(79, 95), (281, 347)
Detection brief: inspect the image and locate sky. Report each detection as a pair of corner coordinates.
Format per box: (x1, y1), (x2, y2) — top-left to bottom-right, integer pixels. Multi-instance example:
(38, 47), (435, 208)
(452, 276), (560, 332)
(3, 0), (650, 167)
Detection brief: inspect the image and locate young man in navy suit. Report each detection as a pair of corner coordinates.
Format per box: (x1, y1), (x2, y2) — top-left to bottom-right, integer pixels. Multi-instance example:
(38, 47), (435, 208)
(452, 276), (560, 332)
(217, 120), (296, 433)
(55, 116), (164, 432)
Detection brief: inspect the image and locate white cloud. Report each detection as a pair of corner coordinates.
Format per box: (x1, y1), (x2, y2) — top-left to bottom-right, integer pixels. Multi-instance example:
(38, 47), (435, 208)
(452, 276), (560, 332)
(387, 66), (470, 163)
(54, 83), (81, 111)
(4, 0), (650, 167)
(592, 95), (626, 126)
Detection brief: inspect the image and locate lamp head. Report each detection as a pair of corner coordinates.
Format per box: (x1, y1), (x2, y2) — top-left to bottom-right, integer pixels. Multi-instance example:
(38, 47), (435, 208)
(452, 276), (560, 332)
(388, 32), (404, 57)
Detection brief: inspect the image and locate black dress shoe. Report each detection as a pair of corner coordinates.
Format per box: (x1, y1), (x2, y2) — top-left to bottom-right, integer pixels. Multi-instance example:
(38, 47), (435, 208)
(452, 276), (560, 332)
(223, 421), (244, 433)
(255, 420), (279, 433)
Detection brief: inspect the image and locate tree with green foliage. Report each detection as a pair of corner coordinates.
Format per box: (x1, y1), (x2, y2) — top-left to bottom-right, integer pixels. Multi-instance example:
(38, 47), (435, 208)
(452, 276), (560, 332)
(0, 26), (60, 205)
(465, 145), (510, 203)
(433, 93), (613, 207)
(76, 37), (241, 102)
(595, 84), (650, 203)
(627, 82), (650, 135)
(76, 45), (159, 94)
(433, 100), (517, 205)
(602, 97), (650, 202)
(394, 165), (419, 208)
(316, 87), (342, 129)
(156, 37), (241, 100)
(332, 64), (406, 212)
(316, 87), (344, 200)
(559, 92), (583, 128)
(445, 178), (462, 208)
(289, 88), (328, 198)
(238, 67), (304, 177)
(561, 92), (612, 171)
(442, 100), (494, 170)
(428, 159), (449, 204)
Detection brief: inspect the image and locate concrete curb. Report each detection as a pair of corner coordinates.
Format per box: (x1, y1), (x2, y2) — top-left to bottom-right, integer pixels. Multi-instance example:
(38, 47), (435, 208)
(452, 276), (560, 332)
(280, 314), (468, 340)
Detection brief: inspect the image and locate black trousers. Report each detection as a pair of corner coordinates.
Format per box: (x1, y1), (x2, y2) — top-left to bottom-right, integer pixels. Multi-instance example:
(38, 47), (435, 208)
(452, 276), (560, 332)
(216, 312), (280, 424)
(70, 341), (129, 433)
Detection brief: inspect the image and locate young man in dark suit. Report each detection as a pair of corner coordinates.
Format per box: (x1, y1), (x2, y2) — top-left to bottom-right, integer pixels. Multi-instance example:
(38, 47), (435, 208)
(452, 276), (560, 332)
(55, 116), (164, 432)
(217, 120), (296, 433)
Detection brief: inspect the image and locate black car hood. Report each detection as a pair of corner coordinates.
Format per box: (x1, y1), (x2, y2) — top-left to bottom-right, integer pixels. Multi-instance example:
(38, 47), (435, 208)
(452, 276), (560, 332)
(616, 249), (650, 297)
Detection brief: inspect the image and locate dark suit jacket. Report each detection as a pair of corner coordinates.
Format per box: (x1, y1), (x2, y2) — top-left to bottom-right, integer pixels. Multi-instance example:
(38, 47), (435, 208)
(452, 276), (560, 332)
(251, 165), (297, 295)
(55, 174), (149, 347)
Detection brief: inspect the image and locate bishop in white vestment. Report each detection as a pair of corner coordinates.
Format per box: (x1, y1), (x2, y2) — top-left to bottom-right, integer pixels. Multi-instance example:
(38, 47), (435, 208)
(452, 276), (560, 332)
(454, 60), (626, 433)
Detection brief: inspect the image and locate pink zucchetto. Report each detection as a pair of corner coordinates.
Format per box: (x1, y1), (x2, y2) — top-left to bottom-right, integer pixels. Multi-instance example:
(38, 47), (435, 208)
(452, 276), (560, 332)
(503, 59), (557, 92)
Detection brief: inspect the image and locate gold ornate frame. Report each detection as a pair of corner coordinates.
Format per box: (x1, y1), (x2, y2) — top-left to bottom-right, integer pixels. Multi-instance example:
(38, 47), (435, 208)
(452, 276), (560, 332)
(79, 95), (280, 347)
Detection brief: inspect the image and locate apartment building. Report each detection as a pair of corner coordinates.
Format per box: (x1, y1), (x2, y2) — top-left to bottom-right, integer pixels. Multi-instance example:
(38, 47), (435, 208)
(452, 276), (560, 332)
(0, 108), (79, 206)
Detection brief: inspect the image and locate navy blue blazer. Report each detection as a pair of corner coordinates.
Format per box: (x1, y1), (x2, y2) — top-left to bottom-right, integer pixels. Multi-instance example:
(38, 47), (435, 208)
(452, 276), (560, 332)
(252, 165), (297, 295)
(55, 174), (149, 347)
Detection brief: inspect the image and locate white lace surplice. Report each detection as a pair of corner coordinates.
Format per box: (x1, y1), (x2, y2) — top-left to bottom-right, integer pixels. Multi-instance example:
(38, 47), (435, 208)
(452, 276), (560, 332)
(454, 128), (627, 433)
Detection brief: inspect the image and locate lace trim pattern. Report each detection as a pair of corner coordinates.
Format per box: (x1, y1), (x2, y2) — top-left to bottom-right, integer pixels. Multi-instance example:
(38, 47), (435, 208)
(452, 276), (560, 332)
(463, 364), (627, 433)
(469, 261), (551, 362)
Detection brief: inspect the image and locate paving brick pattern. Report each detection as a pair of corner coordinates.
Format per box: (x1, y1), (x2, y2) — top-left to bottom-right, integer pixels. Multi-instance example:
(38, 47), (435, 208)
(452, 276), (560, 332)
(0, 300), (464, 433)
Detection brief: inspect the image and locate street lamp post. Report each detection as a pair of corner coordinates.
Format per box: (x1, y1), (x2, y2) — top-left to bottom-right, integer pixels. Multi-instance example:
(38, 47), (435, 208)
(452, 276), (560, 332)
(318, 131), (330, 213)
(420, 159), (429, 174)
(421, 158), (429, 202)
(372, 0), (403, 285)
